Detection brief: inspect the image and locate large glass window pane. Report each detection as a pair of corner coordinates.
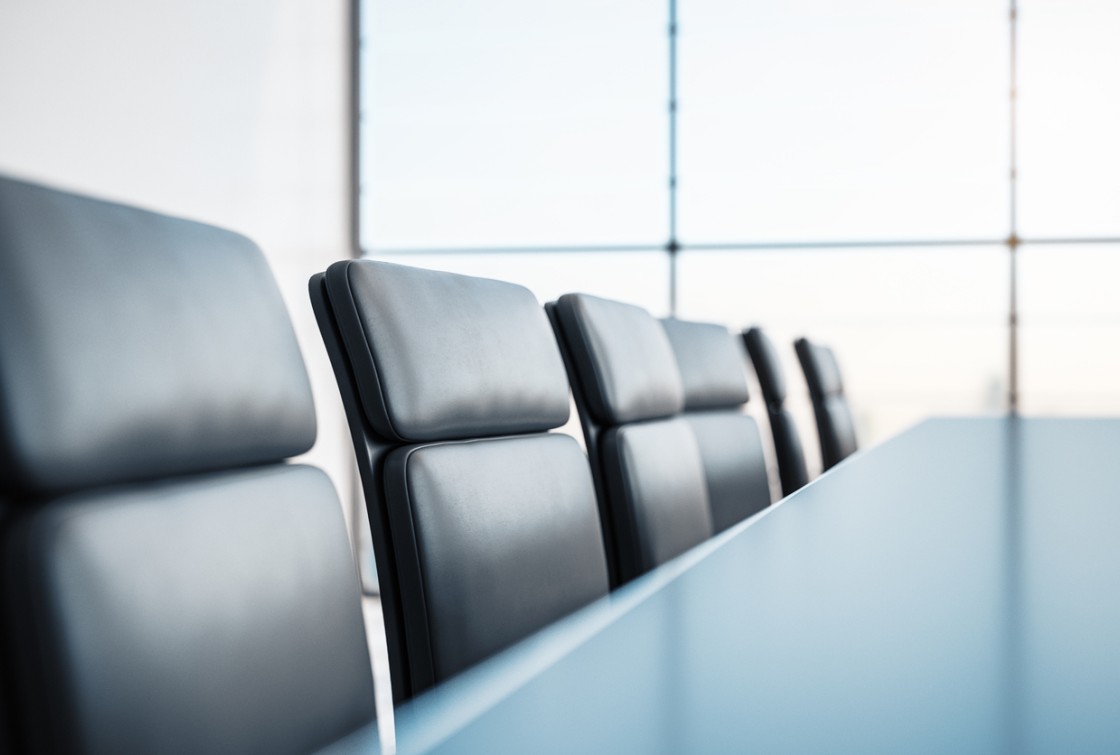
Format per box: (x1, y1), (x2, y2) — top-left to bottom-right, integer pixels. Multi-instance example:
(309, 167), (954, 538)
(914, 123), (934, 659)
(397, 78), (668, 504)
(679, 0), (1009, 243)
(1017, 1), (1120, 238)
(1019, 246), (1120, 413)
(678, 248), (1008, 474)
(361, 1), (667, 249)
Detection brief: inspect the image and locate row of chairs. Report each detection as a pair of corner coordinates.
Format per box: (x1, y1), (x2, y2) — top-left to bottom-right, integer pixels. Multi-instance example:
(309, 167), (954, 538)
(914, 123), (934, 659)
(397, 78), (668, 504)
(314, 260), (860, 703)
(0, 174), (859, 751)
(744, 327), (859, 496)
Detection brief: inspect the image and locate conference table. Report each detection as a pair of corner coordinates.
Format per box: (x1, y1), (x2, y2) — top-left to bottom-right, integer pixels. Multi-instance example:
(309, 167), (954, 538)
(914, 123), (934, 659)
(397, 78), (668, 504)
(385, 417), (1120, 753)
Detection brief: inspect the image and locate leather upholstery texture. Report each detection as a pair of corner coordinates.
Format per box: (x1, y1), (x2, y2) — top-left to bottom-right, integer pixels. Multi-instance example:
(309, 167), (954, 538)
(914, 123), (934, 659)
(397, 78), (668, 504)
(0, 175), (374, 754)
(384, 434), (608, 682)
(553, 294), (684, 425)
(686, 414), (771, 532)
(601, 420), (712, 573)
(324, 260), (570, 442)
(0, 176), (316, 497)
(742, 327), (809, 497)
(797, 338), (845, 398)
(663, 319), (770, 532)
(5, 466), (375, 755)
(661, 318), (750, 410)
(315, 260), (609, 701)
(551, 295), (712, 585)
(795, 338), (858, 470)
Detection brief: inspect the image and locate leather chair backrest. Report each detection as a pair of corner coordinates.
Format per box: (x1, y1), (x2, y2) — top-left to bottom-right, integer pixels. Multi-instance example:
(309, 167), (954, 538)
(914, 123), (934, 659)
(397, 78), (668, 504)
(550, 294), (712, 587)
(0, 175), (375, 754)
(795, 337), (858, 470)
(662, 319), (771, 532)
(742, 327), (810, 497)
(312, 260), (609, 703)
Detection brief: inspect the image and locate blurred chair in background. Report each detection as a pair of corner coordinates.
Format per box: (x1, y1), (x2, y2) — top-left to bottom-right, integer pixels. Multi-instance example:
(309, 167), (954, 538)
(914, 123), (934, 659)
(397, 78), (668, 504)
(662, 318), (772, 532)
(0, 175), (376, 754)
(742, 327), (810, 497)
(795, 337), (859, 471)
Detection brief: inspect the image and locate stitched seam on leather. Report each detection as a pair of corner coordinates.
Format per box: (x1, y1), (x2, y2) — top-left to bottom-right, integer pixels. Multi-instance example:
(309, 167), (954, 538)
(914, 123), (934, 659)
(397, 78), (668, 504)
(339, 263), (405, 443)
(314, 273), (415, 700)
(385, 444), (435, 693)
(618, 432), (648, 572)
(603, 429), (644, 579)
(560, 299), (616, 427)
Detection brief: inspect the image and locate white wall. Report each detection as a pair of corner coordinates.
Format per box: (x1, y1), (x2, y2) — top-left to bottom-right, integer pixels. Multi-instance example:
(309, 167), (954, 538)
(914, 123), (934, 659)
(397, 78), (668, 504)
(0, 0), (357, 525)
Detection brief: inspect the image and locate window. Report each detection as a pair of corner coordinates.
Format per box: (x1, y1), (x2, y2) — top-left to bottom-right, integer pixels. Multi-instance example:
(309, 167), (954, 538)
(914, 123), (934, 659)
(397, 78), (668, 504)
(359, 0), (1120, 450)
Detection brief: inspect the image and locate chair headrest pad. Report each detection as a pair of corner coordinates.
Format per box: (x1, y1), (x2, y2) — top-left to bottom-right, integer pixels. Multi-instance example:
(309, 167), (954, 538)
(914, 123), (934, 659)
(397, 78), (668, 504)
(325, 260), (570, 442)
(662, 318), (750, 410)
(554, 294), (684, 425)
(0, 176), (316, 496)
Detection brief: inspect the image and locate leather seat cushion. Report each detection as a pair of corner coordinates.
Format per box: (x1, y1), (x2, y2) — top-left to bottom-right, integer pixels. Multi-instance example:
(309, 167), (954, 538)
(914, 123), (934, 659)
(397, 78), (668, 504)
(3, 464), (374, 754)
(383, 433), (609, 681)
(686, 413), (771, 532)
(601, 418), (712, 575)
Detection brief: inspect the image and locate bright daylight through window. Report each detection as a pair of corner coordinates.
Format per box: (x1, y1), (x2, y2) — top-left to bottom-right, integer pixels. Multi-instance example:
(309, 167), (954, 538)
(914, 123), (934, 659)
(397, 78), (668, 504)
(358, 0), (1120, 460)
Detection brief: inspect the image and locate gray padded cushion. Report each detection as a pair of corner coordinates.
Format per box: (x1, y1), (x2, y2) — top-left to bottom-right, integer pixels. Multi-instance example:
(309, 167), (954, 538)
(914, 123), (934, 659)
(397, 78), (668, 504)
(554, 294), (684, 425)
(601, 419), (712, 572)
(800, 341), (845, 399)
(4, 465), (374, 754)
(661, 318), (750, 410)
(686, 413), (771, 533)
(384, 434), (608, 681)
(325, 260), (570, 442)
(743, 327), (787, 406)
(0, 176), (315, 496)
(795, 339), (857, 470)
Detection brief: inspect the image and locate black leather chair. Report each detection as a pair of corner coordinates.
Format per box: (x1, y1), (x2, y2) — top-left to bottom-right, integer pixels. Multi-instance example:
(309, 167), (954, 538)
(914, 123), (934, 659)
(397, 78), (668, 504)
(549, 294), (712, 587)
(311, 260), (609, 703)
(795, 337), (859, 470)
(742, 327), (810, 497)
(0, 176), (376, 754)
(662, 319), (772, 532)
